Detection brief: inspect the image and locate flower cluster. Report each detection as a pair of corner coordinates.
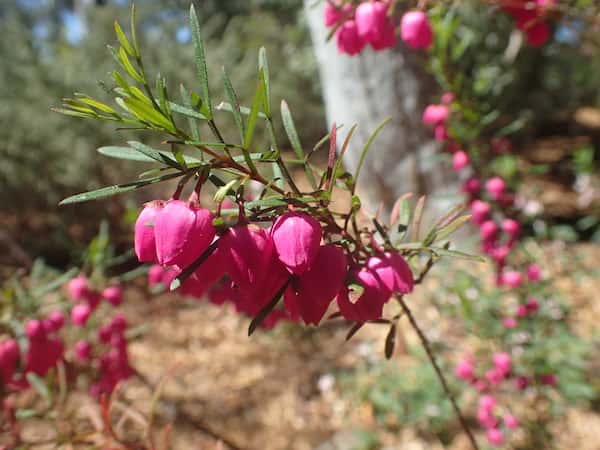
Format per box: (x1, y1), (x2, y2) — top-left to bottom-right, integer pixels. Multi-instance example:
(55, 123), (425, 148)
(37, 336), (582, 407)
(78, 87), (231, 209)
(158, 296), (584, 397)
(136, 192), (415, 328)
(324, 1), (432, 55)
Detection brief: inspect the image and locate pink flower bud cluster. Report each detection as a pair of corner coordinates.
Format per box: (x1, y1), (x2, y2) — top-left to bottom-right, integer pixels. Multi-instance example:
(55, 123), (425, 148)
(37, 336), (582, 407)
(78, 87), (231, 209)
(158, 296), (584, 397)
(137, 202), (414, 327)
(501, 0), (555, 47)
(324, 1), (433, 56)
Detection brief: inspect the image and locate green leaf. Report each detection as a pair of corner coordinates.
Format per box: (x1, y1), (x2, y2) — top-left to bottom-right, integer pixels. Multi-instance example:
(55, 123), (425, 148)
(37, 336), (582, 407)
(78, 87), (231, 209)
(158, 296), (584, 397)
(115, 20), (135, 57)
(98, 145), (201, 165)
(130, 3), (140, 56)
(258, 47), (271, 117)
(189, 5), (212, 119)
(429, 247), (485, 262)
(180, 85), (201, 142)
(59, 172), (183, 205)
(214, 179), (239, 203)
(118, 46), (144, 84)
(123, 97), (176, 132)
(169, 101), (208, 121)
(32, 268), (78, 297)
(217, 102), (267, 119)
(26, 373), (51, 401)
(353, 117), (391, 193)
(280, 100), (304, 160)
(128, 141), (181, 169)
(243, 77), (265, 149)
(434, 215), (471, 242)
(248, 280), (289, 336)
(222, 68), (245, 144)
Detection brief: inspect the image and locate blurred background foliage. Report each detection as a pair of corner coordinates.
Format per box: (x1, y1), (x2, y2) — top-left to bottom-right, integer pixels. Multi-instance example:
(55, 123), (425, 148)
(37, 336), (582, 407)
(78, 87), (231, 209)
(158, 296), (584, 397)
(0, 0), (323, 268)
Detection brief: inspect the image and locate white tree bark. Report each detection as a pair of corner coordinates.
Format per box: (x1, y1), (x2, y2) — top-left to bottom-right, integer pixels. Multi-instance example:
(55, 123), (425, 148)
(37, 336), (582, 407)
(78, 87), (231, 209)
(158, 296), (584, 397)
(304, 0), (457, 214)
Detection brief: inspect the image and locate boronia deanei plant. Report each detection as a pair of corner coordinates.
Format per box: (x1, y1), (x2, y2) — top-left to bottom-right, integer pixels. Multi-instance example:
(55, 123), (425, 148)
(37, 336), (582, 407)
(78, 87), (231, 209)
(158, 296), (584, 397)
(54, 5), (483, 448)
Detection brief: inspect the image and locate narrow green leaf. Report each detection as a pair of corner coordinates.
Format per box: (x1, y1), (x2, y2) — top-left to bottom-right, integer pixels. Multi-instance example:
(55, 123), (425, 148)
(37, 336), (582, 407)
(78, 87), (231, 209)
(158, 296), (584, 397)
(118, 46), (144, 83)
(59, 172), (182, 205)
(98, 145), (201, 165)
(353, 117), (391, 194)
(280, 100), (304, 160)
(169, 101), (207, 121)
(128, 141), (181, 168)
(258, 47), (271, 117)
(123, 97), (176, 132)
(180, 85), (201, 142)
(74, 96), (117, 114)
(248, 280), (289, 336)
(222, 68), (245, 144)
(115, 20), (135, 56)
(243, 78), (265, 149)
(217, 102), (267, 119)
(130, 3), (140, 56)
(411, 196), (426, 241)
(32, 268), (78, 297)
(429, 247), (485, 262)
(435, 215), (472, 243)
(189, 5), (212, 119)
(26, 373), (51, 401)
(214, 179), (239, 203)
(330, 124), (357, 194)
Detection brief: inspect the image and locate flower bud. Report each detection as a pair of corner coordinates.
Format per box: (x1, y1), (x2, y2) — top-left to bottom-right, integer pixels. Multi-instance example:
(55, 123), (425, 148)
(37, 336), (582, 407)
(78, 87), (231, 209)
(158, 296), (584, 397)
(502, 270), (523, 288)
(486, 428), (504, 446)
(134, 201), (163, 263)
(356, 1), (396, 50)
(471, 200), (491, 225)
(502, 218), (520, 238)
(0, 339), (20, 384)
(154, 200), (215, 268)
(455, 358), (475, 381)
(271, 212), (322, 275)
(46, 310), (65, 332)
(493, 352), (511, 376)
(400, 10), (433, 49)
(102, 285), (123, 307)
(485, 176), (506, 201)
(67, 275), (90, 301)
(527, 263), (541, 282)
(503, 317), (517, 328)
(452, 151), (469, 171)
(74, 340), (92, 362)
(462, 177), (480, 195)
(25, 319), (45, 340)
(71, 303), (92, 327)
(422, 104), (449, 126)
(480, 220), (498, 242)
(504, 414), (519, 429)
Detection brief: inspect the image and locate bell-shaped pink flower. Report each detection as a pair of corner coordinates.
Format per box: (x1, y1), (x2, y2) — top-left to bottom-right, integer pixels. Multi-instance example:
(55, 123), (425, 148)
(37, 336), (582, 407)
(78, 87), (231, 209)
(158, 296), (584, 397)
(503, 317), (517, 328)
(148, 264), (166, 286)
(355, 1), (389, 45)
(154, 200), (215, 268)
(502, 218), (520, 238)
(370, 20), (397, 51)
(487, 428), (504, 446)
(455, 358), (475, 381)
(525, 21), (550, 47)
(452, 150), (469, 171)
(441, 92), (455, 104)
(43, 310), (65, 333)
(74, 340), (92, 362)
(400, 10), (433, 49)
(134, 201), (163, 263)
(527, 263), (541, 281)
(337, 268), (388, 322)
(462, 177), (480, 195)
(367, 252), (414, 296)
(493, 352), (511, 376)
(526, 297), (539, 312)
(504, 414), (519, 429)
(336, 20), (366, 55)
(478, 408), (498, 429)
(271, 212), (322, 275)
(324, 1), (344, 27)
(485, 176), (506, 200)
(480, 220), (498, 242)
(67, 275), (90, 301)
(422, 104), (449, 125)
(502, 270), (523, 288)
(71, 303), (92, 327)
(0, 339), (20, 384)
(102, 285), (123, 306)
(284, 245), (347, 325)
(480, 394), (497, 411)
(25, 319), (46, 340)
(471, 200), (491, 225)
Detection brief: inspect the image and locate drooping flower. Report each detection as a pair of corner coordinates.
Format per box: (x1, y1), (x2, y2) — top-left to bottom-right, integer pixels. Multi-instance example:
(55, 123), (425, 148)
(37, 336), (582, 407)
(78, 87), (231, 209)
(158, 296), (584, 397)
(74, 340), (92, 362)
(71, 303), (92, 327)
(493, 352), (511, 376)
(154, 199), (215, 268)
(134, 201), (164, 263)
(284, 245), (347, 325)
(486, 428), (505, 446)
(485, 176), (506, 201)
(452, 150), (470, 171)
(504, 414), (520, 429)
(67, 275), (90, 301)
(400, 10), (433, 49)
(102, 285), (123, 307)
(336, 20), (366, 56)
(271, 212), (322, 275)
(422, 104), (450, 126)
(0, 339), (20, 385)
(455, 358), (475, 381)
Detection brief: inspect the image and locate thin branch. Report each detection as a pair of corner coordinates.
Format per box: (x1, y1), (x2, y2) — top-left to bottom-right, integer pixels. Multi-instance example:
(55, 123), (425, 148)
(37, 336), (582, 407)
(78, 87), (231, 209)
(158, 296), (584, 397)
(396, 296), (480, 450)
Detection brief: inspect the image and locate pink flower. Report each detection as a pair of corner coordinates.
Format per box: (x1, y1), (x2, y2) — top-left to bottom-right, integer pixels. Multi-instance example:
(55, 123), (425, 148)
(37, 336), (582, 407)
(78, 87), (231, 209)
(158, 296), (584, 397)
(527, 263), (541, 282)
(422, 104), (450, 126)
(502, 218), (521, 238)
(148, 264), (166, 286)
(455, 358), (475, 381)
(503, 317), (517, 328)
(45, 310), (65, 333)
(337, 267), (388, 322)
(271, 212), (322, 275)
(471, 200), (491, 225)
(516, 304), (528, 317)
(491, 245), (511, 266)
(452, 151), (469, 171)
(355, 1), (388, 45)
(400, 10), (433, 49)
(0, 339), (20, 384)
(504, 414), (519, 429)
(541, 373), (557, 386)
(74, 340), (92, 362)
(154, 200), (215, 268)
(526, 21), (550, 47)
(67, 275), (90, 301)
(526, 297), (539, 313)
(493, 352), (511, 376)
(441, 92), (455, 104)
(25, 319), (45, 340)
(478, 407), (497, 429)
(368, 252), (414, 296)
(515, 376), (529, 390)
(134, 201), (163, 263)
(102, 285), (123, 307)
(324, 1), (344, 27)
(487, 428), (504, 446)
(479, 394), (497, 411)
(434, 124), (448, 141)
(336, 20), (366, 56)
(462, 177), (480, 195)
(480, 220), (499, 242)
(370, 20), (397, 51)
(485, 368), (504, 386)
(71, 303), (92, 327)
(502, 270), (523, 288)
(284, 245), (347, 325)
(485, 177), (506, 201)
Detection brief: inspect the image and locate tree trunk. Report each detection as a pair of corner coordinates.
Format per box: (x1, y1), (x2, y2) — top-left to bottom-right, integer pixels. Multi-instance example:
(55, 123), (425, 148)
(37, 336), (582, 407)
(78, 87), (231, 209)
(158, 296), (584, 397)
(303, 0), (457, 215)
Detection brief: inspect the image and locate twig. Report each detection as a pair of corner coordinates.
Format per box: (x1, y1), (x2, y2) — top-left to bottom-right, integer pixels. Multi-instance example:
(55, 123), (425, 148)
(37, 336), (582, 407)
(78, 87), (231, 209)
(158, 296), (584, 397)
(396, 296), (480, 450)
